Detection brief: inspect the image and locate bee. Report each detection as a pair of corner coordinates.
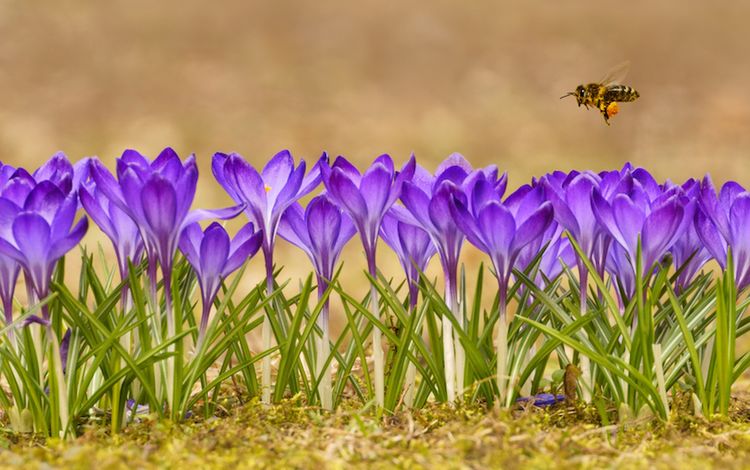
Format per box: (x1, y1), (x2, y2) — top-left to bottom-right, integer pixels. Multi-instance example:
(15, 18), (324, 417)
(561, 62), (640, 125)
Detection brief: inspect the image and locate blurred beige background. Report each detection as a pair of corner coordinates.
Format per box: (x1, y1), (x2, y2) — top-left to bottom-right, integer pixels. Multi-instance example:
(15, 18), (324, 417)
(2, 0), (749, 307)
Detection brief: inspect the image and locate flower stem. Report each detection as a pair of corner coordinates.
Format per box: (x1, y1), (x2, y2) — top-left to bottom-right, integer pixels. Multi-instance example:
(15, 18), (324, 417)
(262, 249), (274, 404)
(162, 265), (176, 416)
(496, 283), (508, 406)
(368, 257), (384, 407)
(317, 280), (332, 410)
(579, 265), (592, 403)
(443, 271), (457, 403)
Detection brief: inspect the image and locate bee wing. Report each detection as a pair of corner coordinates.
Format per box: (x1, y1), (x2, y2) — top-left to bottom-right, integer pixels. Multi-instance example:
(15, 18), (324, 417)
(598, 61), (630, 86)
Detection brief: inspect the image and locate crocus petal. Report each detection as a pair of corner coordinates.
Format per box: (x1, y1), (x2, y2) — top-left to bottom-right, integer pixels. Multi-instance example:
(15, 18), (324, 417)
(512, 202), (554, 252)
(0, 198), (21, 241)
(178, 223), (203, 269)
(566, 175), (597, 243)
(477, 201), (516, 274)
(23, 181), (65, 223)
(142, 178), (177, 240)
(174, 159), (198, 220)
(360, 163), (392, 221)
(298, 153), (326, 197)
(270, 161), (305, 218)
(730, 194), (750, 283)
(225, 155), (267, 222)
(329, 156), (362, 185)
(211, 152), (241, 202)
(449, 195), (488, 253)
(373, 154), (395, 175)
(334, 213), (357, 256)
(379, 213), (406, 262)
(327, 168), (368, 227)
(50, 196), (78, 241)
(544, 182), (580, 239)
(611, 194), (646, 255)
(13, 213), (51, 266)
(80, 187), (116, 241)
(181, 204), (246, 230)
(49, 217), (88, 261)
(471, 178), (501, 215)
(92, 161), (129, 210)
(695, 209), (727, 268)
(278, 203), (313, 254)
(152, 147), (183, 181)
(223, 229), (262, 276)
(387, 155), (416, 208)
(307, 197), (343, 275)
(400, 182), (434, 232)
(642, 199), (683, 268)
(436, 153), (472, 177)
(119, 168), (147, 224)
(262, 150), (295, 193)
(0, 237), (23, 264)
(199, 223), (231, 284)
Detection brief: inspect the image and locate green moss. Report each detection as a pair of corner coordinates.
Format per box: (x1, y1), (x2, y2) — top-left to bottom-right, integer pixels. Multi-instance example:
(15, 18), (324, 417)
(3, 398), (750, 469)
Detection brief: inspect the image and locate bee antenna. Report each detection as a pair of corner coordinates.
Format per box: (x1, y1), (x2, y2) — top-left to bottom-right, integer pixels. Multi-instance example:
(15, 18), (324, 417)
(560, 92), (575, 100)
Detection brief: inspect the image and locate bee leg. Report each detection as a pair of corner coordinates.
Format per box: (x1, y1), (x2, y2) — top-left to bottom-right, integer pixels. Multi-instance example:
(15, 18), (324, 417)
(599, 102), (611, 125)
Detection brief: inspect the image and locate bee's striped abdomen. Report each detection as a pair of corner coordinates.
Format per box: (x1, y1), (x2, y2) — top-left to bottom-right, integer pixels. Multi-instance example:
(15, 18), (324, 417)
(604, 85), (639, 102)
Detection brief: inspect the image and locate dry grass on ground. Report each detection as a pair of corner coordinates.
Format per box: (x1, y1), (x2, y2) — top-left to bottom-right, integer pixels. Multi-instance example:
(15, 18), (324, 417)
(3, 395), (750, 469)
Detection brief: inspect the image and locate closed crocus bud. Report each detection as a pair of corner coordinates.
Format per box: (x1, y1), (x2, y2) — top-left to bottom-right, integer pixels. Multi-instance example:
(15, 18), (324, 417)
(379, 211), (436, 309)
(179, 221), (262, 342)
(0, 182), (88, 324)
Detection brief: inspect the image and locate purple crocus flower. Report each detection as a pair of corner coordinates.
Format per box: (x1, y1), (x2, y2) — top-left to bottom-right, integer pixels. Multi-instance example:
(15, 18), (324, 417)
(0, 182), (88, 323)
(669, 179), (711, 291)
(279, 195), (356, 296)
(400, 155), (503, 307)
(695, 176), (750, 290)
(0, 155), (87, 327)
(80, 179), (145, 285)
(0, 163), (22, 326)
(400, 154), (503, 402)
(321, 154), (416, 273)
(544, 173), (601, 263)
(212, 149), (324, 403)
(90, 148), (243, 307)
(592, 183), (695, 280)
(451, 178), (554, 405)
(179, 222), (262, 344)
(452, 180), (554, 307)
(278, 195), (356, 410)
(379, 212), (436, 309)
(379, 212), (436, 408)
(543, 172), (607, 312)
(321, 153), (416, 406)
(212, 150), (324, 285)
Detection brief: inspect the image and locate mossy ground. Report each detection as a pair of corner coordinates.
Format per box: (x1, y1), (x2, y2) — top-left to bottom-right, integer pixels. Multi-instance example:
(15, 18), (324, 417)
(2, 394), (750, 469)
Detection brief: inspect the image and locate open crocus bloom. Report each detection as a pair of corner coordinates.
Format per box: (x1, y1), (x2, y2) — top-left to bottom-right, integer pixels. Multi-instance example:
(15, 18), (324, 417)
(212, 149), (324, 264)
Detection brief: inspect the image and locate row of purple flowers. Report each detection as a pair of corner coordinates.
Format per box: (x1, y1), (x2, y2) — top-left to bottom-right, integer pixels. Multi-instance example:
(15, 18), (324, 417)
(0, 148), (742, 342)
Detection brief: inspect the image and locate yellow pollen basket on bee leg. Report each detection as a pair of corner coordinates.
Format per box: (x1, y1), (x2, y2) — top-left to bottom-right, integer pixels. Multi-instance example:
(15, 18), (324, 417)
(606, 102), (619, 117)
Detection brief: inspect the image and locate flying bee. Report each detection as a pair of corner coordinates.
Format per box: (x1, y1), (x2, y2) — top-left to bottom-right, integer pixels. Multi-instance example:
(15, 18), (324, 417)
(561, 62), (640, 125)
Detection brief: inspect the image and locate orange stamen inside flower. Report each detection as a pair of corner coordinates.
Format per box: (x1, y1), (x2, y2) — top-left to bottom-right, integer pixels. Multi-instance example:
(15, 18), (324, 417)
(264, 184), (271, 193)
